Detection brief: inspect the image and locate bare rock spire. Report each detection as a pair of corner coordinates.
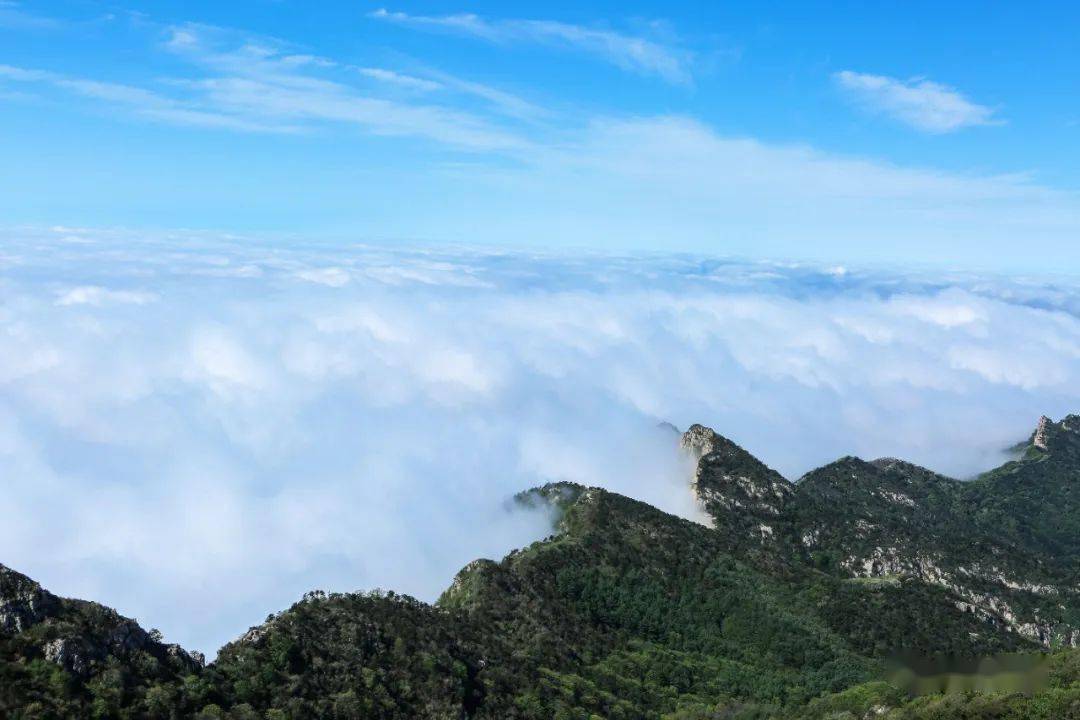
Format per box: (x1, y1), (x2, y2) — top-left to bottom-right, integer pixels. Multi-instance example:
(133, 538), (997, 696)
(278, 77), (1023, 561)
(1033, 415), (1053, 451)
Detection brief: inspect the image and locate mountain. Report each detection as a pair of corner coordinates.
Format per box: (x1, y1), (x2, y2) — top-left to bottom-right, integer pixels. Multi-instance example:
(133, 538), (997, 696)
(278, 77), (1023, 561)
(0, 563), (202, 716)
(3, 416), (1080, 719)
(684, 416), (1080, 648)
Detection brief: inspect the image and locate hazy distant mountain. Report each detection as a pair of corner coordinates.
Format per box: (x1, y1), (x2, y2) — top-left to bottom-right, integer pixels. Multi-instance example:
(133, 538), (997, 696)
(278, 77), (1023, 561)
(4, 416), (1080, 719)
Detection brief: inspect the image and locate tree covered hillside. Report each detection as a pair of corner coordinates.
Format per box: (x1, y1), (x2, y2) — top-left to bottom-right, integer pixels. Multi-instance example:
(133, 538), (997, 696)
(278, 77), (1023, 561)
(3, 415), (1080, 719)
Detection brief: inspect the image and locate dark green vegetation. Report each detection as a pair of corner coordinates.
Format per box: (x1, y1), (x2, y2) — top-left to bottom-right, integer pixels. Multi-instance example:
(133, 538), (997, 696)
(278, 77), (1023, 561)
(4, 415), (1080, 719)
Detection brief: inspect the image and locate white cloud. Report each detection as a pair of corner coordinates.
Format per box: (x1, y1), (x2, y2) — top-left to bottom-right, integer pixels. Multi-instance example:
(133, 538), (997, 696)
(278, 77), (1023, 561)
(0, 63), (301, 133)
(0, 0), (59, 30)
(834, 70), (1000, 133)
(889, 294), (985, 328)
(0, 24), (531, 150)
(55, 286), (158, 306)
(296, 267), (351, 287)
(187, 325), (269, 393)
(157, 23), (531, 149)
(410, 115), (1077, 268)
(370, 8), (692, 84)
(358, 67), (443, 92)
(3, 229), (1080, 655)
(357, 65), (543, 119)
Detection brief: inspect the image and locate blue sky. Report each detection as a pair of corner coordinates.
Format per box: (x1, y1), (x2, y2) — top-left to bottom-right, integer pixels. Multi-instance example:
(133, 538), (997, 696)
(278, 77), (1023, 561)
(1, 1), (1079, 269)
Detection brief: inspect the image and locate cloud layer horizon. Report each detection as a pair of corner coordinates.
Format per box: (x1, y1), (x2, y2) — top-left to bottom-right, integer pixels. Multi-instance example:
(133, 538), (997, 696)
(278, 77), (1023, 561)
(2, 227), (1080, 654)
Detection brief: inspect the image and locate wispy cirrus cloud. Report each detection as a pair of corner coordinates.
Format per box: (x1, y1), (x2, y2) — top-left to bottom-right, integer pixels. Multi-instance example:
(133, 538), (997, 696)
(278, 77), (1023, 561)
(369, 8), (692, 85)
(0, 0), (59, 30)
(3, 20), (1078, 263)
(160, 23), (533, 148)
(357, 67), (443, 92)
(0, 23), (533, 150)
(834, 70), (1000, 133)
(0, 64), (298, 132)
(357, 65), (544, 119)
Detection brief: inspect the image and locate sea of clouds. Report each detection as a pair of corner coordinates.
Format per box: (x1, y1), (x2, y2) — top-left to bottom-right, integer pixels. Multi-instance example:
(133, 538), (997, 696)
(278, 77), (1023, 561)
(2, 226), (1080, 654)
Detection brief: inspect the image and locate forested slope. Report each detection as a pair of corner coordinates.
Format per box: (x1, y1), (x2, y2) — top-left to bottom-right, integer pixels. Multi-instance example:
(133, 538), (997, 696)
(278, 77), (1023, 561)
(4, 415), (1080, 719)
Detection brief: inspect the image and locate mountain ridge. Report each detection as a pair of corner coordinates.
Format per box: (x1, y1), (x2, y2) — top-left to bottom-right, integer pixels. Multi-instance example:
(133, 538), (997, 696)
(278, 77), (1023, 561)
(685, 414), (1080, 648)
(3, 414), (1080, 718)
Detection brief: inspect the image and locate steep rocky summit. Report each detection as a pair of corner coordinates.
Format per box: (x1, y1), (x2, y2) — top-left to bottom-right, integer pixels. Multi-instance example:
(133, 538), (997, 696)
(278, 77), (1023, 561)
(680, 423), (793, 541)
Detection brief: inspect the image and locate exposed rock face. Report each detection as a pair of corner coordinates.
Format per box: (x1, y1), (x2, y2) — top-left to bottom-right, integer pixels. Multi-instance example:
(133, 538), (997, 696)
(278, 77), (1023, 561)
(107, 618), (152, 654)
(44, 637), (94, 676)
(679, 423), (723, 459)
(1, 561), (204, 684)
(0, 563), (60, 634)
(680, 424), (793, 543)
(1028, 413), (1080, 460)
(1032, 415), (1052, 451)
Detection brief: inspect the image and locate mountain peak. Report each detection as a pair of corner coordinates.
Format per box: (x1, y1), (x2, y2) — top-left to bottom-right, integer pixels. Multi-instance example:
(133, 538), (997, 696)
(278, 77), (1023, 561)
(656, 420), (681, 436)
(680, 424), (793, 535)
(1028, 414), (1080, 455)
(679, 423), (724, 459)
(1033, 415), (1053, 451)
(0, 562), (58, 634)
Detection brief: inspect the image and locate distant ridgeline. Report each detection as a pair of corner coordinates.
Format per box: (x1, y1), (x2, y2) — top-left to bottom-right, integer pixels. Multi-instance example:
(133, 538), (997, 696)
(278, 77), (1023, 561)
(4, 415), (1080, 719)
